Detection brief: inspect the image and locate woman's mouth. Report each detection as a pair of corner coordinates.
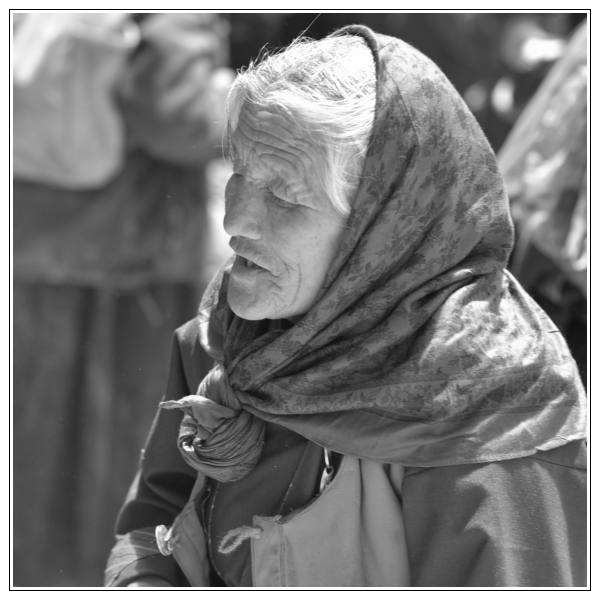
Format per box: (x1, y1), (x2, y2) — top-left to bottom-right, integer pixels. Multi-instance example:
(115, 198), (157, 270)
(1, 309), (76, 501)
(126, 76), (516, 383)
(235, 254), (266, 272)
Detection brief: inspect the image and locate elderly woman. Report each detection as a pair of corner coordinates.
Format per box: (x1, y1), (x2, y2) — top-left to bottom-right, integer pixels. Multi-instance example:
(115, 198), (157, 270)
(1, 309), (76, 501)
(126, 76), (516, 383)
(105, 26), (586, 588)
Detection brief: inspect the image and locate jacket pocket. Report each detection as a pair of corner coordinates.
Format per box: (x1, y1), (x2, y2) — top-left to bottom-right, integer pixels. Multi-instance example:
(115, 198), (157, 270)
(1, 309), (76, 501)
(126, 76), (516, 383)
(251, 456), (411, 587)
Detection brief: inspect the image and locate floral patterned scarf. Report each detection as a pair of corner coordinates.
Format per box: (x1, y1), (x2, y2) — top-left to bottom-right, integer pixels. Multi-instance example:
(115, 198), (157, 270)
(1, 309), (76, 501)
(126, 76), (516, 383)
(162, 26), (586, 481)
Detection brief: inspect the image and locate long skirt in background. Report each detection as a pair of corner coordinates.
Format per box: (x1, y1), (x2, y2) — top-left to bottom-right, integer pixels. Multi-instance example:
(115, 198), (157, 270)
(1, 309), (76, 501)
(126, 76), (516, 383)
(12, 283), (213, 586)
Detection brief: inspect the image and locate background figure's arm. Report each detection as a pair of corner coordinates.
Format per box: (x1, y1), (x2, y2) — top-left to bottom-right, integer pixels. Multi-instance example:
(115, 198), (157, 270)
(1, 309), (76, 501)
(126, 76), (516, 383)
(117, 13), (234, 168)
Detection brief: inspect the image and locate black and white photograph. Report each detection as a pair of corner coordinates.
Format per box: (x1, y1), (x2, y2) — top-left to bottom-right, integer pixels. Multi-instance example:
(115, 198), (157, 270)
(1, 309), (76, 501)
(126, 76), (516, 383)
(10, 9), (589, 590)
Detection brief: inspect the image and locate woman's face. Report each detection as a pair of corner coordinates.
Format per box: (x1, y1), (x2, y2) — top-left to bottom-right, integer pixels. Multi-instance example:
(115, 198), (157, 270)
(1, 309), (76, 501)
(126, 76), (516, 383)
(224, 102), (347, 322)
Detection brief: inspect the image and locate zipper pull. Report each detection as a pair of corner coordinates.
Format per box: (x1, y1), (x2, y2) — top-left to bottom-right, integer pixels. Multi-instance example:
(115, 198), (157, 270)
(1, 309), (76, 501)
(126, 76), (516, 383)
(319, 448), (334, 493)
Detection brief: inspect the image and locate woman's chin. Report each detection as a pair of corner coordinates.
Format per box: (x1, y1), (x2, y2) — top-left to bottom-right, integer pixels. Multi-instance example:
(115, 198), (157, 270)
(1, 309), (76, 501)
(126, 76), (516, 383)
(228, 288), (303, 322)
(227, 288), (271, 321)
(230, 305), (265, 321)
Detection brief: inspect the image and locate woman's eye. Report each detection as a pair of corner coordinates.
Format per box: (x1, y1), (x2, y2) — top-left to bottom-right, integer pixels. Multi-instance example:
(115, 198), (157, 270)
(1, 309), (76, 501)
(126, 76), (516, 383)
(268, 190), (295, 209)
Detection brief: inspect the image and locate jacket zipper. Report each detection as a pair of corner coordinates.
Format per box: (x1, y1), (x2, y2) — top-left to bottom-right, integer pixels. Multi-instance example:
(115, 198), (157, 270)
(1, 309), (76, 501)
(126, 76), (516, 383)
(203, 482), (227, 583)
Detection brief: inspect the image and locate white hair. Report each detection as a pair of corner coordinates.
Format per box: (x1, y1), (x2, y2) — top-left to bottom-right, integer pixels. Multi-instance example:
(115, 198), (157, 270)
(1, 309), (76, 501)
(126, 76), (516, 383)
(225, 34), (376, 217)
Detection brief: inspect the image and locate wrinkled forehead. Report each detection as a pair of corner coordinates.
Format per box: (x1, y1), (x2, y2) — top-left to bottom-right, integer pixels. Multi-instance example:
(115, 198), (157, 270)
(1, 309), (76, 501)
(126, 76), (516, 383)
(227, 101), (304, 159)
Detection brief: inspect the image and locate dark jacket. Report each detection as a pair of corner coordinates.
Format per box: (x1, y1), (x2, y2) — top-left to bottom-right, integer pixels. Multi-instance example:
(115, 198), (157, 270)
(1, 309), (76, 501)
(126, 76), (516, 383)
(106, 318), (587, 587)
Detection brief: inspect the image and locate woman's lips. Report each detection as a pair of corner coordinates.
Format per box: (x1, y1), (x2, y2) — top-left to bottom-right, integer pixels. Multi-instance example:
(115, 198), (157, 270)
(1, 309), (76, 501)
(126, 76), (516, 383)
(229, 239), (276, 274)
(240, 256), (263, 269)
(233, 254), (268, 275)
(244, 257), (261, 269)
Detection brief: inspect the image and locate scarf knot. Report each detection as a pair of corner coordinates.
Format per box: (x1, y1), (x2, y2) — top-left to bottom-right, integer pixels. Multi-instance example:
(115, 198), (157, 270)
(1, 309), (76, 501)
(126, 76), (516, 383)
(160, 364), (265, 482)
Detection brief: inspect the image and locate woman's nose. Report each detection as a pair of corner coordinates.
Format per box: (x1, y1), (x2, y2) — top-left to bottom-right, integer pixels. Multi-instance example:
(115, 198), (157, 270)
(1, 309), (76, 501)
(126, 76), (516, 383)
(223, 175), (263, 240)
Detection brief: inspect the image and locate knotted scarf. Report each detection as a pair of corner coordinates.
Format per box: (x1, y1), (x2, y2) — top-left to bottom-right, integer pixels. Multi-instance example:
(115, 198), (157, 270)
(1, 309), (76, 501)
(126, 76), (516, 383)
(161, 25), (586, 482)
(161, 364), (265, 481)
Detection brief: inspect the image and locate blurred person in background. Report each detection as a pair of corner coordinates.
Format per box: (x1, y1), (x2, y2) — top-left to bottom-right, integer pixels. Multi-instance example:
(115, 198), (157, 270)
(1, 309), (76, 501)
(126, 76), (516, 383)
(498, 21), (587, 387)
(105, 25), (585, 588)
(12, 12), (233, 586)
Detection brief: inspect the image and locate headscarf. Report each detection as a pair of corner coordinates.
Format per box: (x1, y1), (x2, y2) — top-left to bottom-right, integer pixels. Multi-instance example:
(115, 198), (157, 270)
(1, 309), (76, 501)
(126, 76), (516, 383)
(161, 25), (586, 481)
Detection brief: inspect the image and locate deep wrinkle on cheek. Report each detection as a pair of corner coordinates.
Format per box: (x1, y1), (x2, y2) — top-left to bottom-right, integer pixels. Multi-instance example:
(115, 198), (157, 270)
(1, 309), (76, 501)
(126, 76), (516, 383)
(269, 204), (307, 237)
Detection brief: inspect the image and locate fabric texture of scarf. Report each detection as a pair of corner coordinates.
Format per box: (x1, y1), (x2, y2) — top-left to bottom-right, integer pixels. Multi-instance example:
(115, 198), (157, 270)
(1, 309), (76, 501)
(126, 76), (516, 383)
(161, 25), (586, 482)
